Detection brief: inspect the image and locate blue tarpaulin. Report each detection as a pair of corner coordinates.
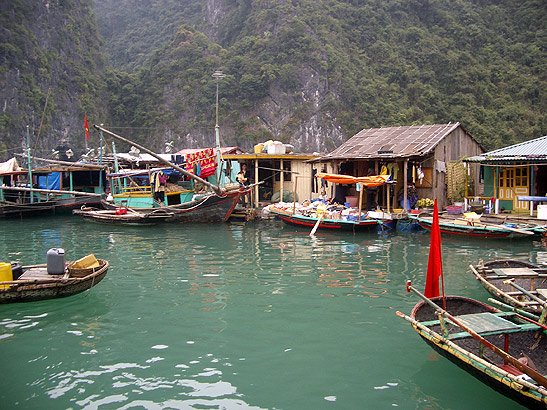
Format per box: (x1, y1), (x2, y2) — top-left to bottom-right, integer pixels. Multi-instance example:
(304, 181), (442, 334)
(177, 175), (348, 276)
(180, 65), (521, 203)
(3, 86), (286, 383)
(37, 172), (61, 190)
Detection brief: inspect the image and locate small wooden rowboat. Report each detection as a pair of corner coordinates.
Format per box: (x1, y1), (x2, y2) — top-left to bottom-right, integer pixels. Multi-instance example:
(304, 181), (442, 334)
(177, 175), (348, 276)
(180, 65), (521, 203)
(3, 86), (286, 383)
(73, 206), (176, 225)
(0, 259), (109, 304)
(470, 259), (547, 315)
(409, 213), (537, 238)
(398, 295), (547, 409)
(268, 205), (396, 232)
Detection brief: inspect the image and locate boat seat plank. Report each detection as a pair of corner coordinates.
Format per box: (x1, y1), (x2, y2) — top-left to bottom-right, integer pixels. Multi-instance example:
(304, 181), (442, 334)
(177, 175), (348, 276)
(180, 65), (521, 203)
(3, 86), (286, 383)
(447, 323), (540, 340)
(536, 288), (547, 300)
(19, 268), (64, 281)
(492, 267), (538, 276)
(451, 312), (521, 333)
(484, 275), (540, 280)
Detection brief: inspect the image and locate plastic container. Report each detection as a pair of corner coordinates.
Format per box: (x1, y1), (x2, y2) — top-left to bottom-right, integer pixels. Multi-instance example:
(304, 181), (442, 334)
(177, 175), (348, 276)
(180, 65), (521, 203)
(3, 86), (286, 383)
(446, 205), (463, 215)
(115, 208), (127, 215)
(10, 262), (23, 280)
(267, 141), (285, 155)
(254, 144), (264, 153)
(538, 205), (547, 220)
(0, 263), (12, 289)
(71, 254), (100, 269)
(345, 196), (358, 207)
(47, 248), (65, 275)
(400, 199), (411, 209)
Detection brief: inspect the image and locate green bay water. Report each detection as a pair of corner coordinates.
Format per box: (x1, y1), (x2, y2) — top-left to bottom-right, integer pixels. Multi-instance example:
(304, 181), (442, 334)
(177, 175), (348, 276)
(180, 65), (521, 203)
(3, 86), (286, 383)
(0, 216), (544, 409)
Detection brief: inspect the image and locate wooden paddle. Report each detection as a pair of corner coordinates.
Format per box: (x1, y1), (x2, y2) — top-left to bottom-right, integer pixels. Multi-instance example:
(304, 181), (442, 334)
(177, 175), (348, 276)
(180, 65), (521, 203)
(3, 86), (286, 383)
(310, 214), (323, 236)
(407, 284), (547, 388)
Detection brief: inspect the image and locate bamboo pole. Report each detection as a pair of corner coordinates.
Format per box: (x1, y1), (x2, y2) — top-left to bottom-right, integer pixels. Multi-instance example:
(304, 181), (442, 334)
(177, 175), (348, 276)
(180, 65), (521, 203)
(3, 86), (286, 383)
(1, 186), (102, 197)
(403, 159), (408, 212)
(94, 125), (222, 195)
(14, 154), (105, 169)
(293, 176), (298, 215)
(358, 184), (364, 221)
(387, 182), (391, 213)
(280, 159), (284, 204)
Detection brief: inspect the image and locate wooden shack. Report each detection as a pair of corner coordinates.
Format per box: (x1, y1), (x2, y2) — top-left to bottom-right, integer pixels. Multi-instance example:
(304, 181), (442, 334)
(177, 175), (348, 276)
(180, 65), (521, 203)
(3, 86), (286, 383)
(222, 151), (325, 208)
(314, 123), (484, 211)
(464, 135), (547, 214)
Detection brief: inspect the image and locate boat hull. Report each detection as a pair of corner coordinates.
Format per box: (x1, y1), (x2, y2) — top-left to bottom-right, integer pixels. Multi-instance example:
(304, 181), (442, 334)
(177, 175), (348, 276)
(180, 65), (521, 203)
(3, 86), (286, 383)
(102, 188), (247, 223)
(409, 296), (547, 409)
(411, 215), (534, 238)
(73, 207), (176, 225)
(0, 260), (109, 304)
(0, 194), (101, 218)
(470, 259), (547, 314)
(273, 210), (380, 232)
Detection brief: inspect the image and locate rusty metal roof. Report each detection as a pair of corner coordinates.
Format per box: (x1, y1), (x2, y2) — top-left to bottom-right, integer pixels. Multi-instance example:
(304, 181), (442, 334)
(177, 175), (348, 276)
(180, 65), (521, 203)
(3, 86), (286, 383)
(465, 135), (547, 164)
(319, 123), (462, 160)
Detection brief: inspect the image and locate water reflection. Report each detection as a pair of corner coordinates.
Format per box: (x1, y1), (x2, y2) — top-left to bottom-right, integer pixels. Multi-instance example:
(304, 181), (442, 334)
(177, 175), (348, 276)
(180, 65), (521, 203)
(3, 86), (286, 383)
(0, 216), (543, 409)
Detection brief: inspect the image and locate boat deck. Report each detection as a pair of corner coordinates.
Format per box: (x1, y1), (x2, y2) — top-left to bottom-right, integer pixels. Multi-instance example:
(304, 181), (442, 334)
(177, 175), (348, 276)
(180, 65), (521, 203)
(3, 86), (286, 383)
(18, 267), (66, 281)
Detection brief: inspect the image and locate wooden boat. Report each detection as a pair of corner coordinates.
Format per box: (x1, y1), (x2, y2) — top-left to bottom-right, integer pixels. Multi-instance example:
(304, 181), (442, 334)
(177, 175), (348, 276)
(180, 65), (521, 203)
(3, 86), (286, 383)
(398, 295), (547, 409)
(470, 259), (547, 315)
(0, 259), (109, 304)
(101, 187), (248, 223)
(0, 158), (106, 218)
(268, 205), (395, 232)
(409, 212), (537, 238)
(95, 125), (249, 223)
(73, 206), (176, 225)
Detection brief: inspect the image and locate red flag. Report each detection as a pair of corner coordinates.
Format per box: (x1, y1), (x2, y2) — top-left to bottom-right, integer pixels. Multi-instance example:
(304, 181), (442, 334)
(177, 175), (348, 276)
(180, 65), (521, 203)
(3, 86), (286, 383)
(424, 199), (445, 305)
(84, 114), (89, 140)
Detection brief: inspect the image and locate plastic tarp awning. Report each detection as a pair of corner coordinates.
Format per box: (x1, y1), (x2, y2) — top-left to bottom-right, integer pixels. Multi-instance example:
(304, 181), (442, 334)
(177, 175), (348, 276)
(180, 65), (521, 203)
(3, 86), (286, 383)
(0, 158), (21, 174)
(38, 172), (61, 190)
(316, 173), (390, 187)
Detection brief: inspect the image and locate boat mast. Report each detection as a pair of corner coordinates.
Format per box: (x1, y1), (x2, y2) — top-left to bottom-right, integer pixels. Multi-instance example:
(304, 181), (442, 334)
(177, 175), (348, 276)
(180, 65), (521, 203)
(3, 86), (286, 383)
(25, 125), (34, 203)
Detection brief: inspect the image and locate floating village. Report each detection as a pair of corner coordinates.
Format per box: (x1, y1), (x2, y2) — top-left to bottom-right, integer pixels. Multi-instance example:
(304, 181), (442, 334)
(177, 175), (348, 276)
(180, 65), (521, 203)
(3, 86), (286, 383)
(1, 122), (547, 408)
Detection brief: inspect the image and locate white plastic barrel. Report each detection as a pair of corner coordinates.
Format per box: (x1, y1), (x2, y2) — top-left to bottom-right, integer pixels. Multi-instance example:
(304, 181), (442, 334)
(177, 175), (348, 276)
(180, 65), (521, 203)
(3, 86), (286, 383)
(47, 248), (65, 275)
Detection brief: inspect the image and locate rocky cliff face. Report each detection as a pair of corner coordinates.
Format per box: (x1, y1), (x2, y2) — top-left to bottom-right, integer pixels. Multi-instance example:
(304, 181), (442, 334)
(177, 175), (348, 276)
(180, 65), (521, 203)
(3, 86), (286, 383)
(106, 0), (348, 153)
(0, 0), (106, 160)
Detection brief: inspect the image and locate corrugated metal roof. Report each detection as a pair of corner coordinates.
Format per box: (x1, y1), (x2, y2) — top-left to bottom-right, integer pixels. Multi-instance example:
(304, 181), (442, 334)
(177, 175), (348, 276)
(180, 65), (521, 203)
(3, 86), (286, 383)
(465, 135), (547, 163)
(319, 123), (461, 160)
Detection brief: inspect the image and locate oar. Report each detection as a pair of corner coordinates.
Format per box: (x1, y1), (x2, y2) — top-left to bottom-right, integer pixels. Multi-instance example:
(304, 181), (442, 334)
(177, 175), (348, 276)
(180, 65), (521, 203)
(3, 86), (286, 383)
(310, 214), (323, 236)
(487, 298), (547, 329)
(503, 279), (547, 308)
(406, 283), (547, 388)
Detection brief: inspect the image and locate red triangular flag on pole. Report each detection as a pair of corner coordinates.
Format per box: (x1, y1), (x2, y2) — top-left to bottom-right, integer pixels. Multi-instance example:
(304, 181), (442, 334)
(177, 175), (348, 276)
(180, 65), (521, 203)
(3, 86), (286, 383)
(424, 199), (445, 307)
(84, 113), (89, 140)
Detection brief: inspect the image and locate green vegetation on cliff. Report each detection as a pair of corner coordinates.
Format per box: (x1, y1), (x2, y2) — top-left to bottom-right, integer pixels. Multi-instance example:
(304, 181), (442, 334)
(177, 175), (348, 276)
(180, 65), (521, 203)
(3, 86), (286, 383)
(1, 0), (545, 157)
(95, 0), (546, 151)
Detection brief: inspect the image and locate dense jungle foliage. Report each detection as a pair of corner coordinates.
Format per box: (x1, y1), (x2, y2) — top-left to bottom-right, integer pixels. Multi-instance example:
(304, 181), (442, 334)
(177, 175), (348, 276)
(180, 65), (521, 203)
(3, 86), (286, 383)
(0, 0), (545, 157)
(94, 0), (546, 151)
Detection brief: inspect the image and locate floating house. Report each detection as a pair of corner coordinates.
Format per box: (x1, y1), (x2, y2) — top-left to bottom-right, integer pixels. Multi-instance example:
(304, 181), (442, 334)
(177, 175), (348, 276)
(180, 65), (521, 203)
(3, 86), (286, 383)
(464, 135), (547, 214)
(313, 123), (484, 211)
